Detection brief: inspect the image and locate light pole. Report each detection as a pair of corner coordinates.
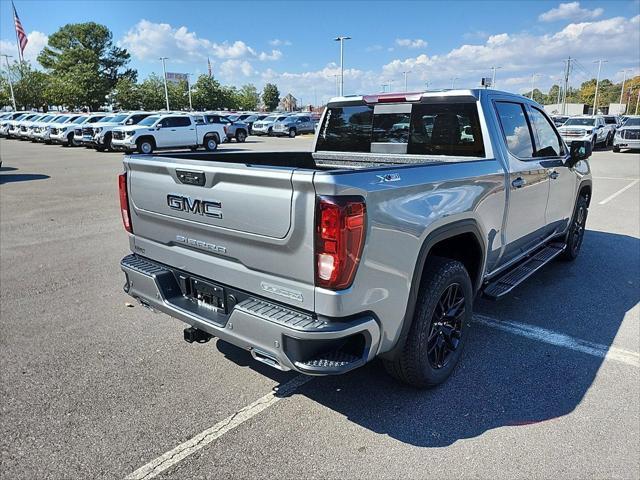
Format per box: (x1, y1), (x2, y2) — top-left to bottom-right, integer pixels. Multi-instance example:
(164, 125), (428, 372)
(186, 73), (193, 111)
(592, 59), (607, 114)
(618, 68), (632, 109)
(402, 71), (411, 91)
(333, 36), (351, 96)
(450, 77), (459, 89)
(530, 73), (542, 100)
(490, 66), (502, 88)
(159, 57), (170, 111)
(424, 80), (430, 90)
(1, 54), (17, 111)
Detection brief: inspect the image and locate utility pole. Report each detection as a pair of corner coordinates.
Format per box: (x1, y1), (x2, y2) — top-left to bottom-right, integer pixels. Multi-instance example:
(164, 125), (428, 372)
(592, 59), (607, 115)
(333, 36), (351, 96)
(1, 54), (17, 111)
(561, 57), (572, 115)
(530, 73), (542, 100)
(402, 71), (411, 91)
(450, 77), (459, 89)
(186, 73), (193, 111)
(159, 57), (170, 111)
(619, 68), (632, 107)
(490, 66), (502, 89)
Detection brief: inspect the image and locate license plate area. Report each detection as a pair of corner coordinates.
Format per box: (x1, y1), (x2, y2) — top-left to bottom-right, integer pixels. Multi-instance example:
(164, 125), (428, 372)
(189, 278), (227, 314)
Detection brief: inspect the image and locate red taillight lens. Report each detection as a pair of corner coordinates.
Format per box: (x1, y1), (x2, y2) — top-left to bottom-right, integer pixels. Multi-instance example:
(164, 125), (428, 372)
(118, 172), (132, 233)
(315, 196), (366, 290)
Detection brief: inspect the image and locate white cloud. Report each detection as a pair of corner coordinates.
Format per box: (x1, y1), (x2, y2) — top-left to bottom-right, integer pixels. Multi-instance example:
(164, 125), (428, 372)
(269, 39), (291, 47)
(539, 2), (604, 22)
(0, 31), (48, 65)
(119, 20), (282, 66)
(395, 38), (428, 49)
(219, 59), (255, 80)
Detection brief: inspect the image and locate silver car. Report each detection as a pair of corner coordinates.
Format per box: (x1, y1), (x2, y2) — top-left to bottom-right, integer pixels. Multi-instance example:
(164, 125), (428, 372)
(251, 114), (291, 136)
(271, 115), (315, 138)
(613, 115), (640, 152)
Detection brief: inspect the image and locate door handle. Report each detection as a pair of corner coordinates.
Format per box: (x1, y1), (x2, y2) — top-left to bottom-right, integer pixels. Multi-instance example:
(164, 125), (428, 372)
(170, 129), (176, 131)
(548, 170), (559, 180)
(512, 177), (526, 189)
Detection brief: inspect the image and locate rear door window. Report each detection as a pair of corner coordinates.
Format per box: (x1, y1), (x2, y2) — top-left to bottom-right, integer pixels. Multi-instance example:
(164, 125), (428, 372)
(495, 102), (535, 158)
(316, 105), (374, 152)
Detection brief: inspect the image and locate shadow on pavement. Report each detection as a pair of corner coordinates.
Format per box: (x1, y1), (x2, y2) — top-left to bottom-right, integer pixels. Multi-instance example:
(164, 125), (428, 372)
(0, 166), (18, 172)
(217, 229), (639, 446)
(0, 173), (50, 184)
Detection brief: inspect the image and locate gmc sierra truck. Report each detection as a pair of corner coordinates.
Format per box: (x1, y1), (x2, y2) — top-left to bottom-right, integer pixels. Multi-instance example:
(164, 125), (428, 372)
(119, 89), (593, 388)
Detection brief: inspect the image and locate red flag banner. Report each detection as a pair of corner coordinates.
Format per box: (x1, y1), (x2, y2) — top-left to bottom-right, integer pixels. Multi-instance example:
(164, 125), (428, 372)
(12, 1), (28, 59)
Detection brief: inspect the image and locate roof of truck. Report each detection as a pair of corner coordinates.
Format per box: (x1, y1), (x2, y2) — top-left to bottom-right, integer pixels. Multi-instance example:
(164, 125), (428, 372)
(326, 89), (530, 105)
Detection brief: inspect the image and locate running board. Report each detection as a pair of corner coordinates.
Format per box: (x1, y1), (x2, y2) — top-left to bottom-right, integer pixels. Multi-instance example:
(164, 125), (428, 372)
(483, 242), (565, 300)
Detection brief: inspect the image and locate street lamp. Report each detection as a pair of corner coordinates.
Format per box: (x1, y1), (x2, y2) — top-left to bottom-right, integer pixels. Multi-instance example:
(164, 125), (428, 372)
(333, 36), (351, 96)
(402, 71), (411, 92)
(450, 77), (459, 89)
(186, 73), (193, 111)
(618, 68), (633, 109)
(0, 54), (17, 110)
(530, 73), (542, 100)
(490, 66), (502, 89)
(159, 57), (170, 111)
(592, 59), (607, 114)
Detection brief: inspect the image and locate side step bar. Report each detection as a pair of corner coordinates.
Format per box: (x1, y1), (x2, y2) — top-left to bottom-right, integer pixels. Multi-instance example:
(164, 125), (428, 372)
(483, 242), (565, 300)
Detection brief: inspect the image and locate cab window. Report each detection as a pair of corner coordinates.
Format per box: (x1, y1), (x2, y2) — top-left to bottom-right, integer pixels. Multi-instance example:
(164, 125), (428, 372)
(529, 107), (562, 157)
(495, 102), (535, 158)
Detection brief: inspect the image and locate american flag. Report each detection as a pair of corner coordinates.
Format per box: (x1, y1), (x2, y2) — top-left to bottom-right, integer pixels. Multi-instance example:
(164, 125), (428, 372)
(12, 1), (28, 59)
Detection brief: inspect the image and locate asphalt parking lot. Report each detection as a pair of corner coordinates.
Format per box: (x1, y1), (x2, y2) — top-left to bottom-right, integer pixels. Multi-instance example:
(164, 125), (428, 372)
(1, 136), (638, 479)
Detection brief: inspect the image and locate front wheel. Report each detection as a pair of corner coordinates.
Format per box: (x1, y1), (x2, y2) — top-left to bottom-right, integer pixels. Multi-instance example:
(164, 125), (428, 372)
(384, 257), (472, 388)
(288, 128), (297, 138)
(591, 136), (597, 150)
(137, 138), (154, 154)
(613, 146), (620, 153)
(560, 195), (588, 261)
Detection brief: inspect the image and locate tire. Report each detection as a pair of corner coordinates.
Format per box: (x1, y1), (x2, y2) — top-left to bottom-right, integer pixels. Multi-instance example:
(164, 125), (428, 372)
(137, 138), (154, 154)
(383, 257), (473, 388)
(560, 195), (588, 261)
(267, 127), (273, 136)
(102, 133), (112, 152)
(288, 128), (297, 138)
(235, 130), (247, 143)
(613, 146), (620, 153)
(591, 136), (597, 150)
(204, 134), (219, 151)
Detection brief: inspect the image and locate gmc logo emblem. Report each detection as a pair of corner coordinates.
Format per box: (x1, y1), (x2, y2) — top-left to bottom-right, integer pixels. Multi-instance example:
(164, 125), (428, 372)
(167, 194), (223, 219)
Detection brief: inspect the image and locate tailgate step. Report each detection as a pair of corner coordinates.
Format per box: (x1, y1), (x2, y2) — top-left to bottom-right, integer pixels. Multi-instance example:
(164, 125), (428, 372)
(483, 242), (565, 300)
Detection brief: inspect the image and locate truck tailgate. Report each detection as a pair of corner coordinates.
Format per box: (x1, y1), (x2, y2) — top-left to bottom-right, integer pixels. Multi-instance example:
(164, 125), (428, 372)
(124, 156), (317, 310)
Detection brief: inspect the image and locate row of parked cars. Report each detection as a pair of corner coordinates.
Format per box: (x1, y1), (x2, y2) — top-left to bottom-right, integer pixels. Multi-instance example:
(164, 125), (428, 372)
(0, 109), (321, 154)
(550, 114), (640, 152)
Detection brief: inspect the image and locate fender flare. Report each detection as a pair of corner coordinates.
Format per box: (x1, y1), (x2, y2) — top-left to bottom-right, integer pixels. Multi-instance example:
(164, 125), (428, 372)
(381, 219), (486, 360)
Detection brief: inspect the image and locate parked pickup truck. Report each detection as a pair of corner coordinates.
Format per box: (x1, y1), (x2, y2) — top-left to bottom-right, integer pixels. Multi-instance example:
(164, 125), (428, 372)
(119, 89), (593, 387)
(111, 114), (227, 153)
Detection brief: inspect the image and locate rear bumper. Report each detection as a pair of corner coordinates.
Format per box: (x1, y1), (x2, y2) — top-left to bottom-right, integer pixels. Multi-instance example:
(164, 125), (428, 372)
(121, 254), (380, 375)
(613, 137), (640, 149)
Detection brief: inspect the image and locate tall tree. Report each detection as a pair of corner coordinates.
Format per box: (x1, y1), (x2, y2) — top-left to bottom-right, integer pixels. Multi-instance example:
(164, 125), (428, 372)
(237, 84), (259, 110)
(191, 75), (225, 110)
(37, 22), (135, 109)
(262, 83), (280, 111)
(138, 74), (167, 111)
(6, 61), (49, 110)
(112, 77), (142, 110)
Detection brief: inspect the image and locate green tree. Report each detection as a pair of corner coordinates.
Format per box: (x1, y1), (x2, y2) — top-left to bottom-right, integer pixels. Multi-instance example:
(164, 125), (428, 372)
(262, 83), (280, 111)
(0, 74), (12, 108)
(237, 84), (259, 110)
(191, 74), (226, 110)
(139, 74), (167, 110)
(113, 77), (142, 110)
(167, 79), (188, 110)
(37, 22), (135, 109)
(6, 61), (49, 109)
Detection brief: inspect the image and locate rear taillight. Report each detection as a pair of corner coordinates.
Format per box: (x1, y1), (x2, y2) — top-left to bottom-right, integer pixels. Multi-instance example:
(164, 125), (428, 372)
(118, 172), (132, 233)
(315, 196), (366, 290)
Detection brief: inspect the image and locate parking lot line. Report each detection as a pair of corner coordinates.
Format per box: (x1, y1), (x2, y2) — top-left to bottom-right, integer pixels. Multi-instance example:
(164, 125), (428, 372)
(124, 374), (312, 480)
(598, 179), (640, 205)
(474, 314), (640, 367)
(124, 313), (639, 479)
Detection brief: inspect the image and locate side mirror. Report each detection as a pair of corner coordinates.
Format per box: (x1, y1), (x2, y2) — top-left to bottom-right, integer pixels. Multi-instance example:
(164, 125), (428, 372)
(155, 123), (162, 130)
(567, 140), (592, 167)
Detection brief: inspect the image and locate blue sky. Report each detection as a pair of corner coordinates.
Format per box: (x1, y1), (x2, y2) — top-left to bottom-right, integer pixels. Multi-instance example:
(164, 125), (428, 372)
(1, 0), (639, 104)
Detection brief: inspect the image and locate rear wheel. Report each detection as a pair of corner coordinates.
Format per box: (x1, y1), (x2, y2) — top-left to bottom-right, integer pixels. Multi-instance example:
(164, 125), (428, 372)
(560, 195), (588, 261)
(102, 133), (113, 151)
(235, 130), (247, 142)
(137, 138), (154, 154)
(591, 136), (597, 150)
(613, 146), (620, 153)
(384, 257), (472, 388)
(204, 134), (219, 151)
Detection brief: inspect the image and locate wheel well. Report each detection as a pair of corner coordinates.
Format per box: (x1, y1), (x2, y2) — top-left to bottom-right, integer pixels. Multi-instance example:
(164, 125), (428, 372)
(579, 184), (592, 207)
(427, 232), (483, 291)
(137, 135), (155, 147)
(204, 132), (220, 143)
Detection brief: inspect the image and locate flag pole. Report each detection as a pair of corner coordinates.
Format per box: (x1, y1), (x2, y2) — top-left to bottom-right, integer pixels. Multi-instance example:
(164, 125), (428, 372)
(12, 1), (24, 62)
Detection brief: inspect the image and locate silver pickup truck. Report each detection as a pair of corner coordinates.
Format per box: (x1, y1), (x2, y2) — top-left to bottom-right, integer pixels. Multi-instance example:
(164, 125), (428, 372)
(119, 89), (593, 388)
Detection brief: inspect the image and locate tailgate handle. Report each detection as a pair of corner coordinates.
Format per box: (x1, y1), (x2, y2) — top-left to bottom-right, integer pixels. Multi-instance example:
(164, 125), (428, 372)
(176, 170), (206, 186)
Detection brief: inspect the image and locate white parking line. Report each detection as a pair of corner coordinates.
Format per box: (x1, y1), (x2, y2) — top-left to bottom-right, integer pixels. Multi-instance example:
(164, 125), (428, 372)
(124, 375), (312, 480)
(474, 314), (640, 367)
(598, 179), (639, 205)
(125, 316), (639, 479)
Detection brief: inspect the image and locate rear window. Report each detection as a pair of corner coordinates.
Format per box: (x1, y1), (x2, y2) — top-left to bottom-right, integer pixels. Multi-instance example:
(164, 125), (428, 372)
(317, 101), (484, 157)
(604, 117), (617, 124)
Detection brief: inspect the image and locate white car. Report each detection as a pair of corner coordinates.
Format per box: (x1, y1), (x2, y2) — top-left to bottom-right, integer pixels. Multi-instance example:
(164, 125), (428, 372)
(557, 116), (613, 149)
(0, 112), (29, 137)
(69, 113), (108, 147)
(613, 116), (640, 152)
(7, 113), (39, 138)
(32, 114), (67, 142)
(16, 114), (48, 140)
(251, 114), (292, 136)
(26, 114), (58, 141)
(37, 114), (82, 144)
(111, 113), (227, 153)
(87, 112), (153, 151)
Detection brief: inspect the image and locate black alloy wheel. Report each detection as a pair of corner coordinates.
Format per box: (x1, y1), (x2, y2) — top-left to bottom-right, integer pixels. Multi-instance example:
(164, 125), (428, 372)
(427, 283), (465, 369)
